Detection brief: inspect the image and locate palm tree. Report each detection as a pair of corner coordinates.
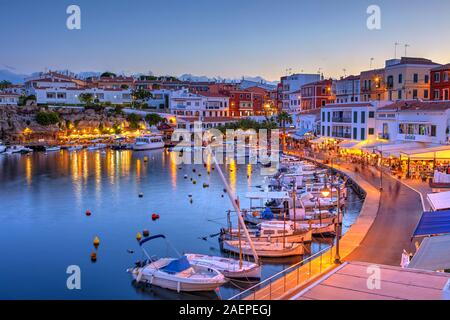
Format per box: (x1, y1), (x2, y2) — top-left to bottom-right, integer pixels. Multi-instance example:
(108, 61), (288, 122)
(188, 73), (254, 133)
(78, 93), (94, 105)
(276, 111), (293, 152)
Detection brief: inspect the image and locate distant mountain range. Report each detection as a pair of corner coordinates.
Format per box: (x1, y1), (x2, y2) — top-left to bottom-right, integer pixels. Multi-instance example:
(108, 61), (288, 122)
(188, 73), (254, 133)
(0, 69), (279, 86)
(0, 69), (29, 84)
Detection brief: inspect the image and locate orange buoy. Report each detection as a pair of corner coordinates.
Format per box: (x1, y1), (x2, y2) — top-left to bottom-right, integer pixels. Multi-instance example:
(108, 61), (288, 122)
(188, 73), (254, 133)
(143, 230), (150, 237)
(93, 236), (100, 247)
(90, 252), (97, 262)
(136, 232), (142, 241)
(85, 210), (92, 216)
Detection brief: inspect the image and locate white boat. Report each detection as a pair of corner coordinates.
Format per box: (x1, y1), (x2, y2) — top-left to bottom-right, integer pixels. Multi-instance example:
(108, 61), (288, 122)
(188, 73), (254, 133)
(0, 141), (6, 153)
(133, 134), (164, 151)
(185, 253), (261, 279)
(222, 240), (306, 258)
(127, 235), (226, 292)
(5, 145), (32, 154)
(45, 146), (61, 152)
(221, 224), (313, 243)
(67, 145), (83, 152)
(87, 143), (107, 151)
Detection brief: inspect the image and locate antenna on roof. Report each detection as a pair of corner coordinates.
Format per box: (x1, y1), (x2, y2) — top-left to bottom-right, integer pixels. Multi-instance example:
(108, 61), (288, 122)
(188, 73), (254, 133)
(404, 44), (410, 57)
(343, 68), (347, 77)
(370, 58), (374, 69)
(394, 42), (401, 59)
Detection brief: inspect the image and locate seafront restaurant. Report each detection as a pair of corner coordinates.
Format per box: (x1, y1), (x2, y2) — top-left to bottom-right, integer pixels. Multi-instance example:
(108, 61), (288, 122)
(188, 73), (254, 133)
(306, 135), (450, 180)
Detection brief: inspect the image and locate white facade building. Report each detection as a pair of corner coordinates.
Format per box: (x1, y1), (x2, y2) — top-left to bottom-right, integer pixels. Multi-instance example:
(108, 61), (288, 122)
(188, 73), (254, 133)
(148, 89), (172, 110)
(376, 101), (450, 145)
(320, 102), (390, 141)
(33, 87), (132, 105)
(0, 93), (19, 106)
(333, 75), (360, 104)
(292, 109), (321, 136)
(280, 73), (321, 111)
(169, 89), (229, 118)
(288, 90), (302, 113)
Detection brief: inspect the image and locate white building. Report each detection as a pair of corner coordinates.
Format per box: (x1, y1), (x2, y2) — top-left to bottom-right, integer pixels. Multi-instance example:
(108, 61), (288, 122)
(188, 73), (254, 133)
(33, 87), (132, 105)
(288, 90), (302, 113)
(148, 89), (171, 110)
(376, 101), (450, 145)
(320, 102), (390, 141)
(169, 89), (230, 118)
(0, 92), (19, 106)
(292, 109), (321, 137)
(280, 73), (321, 111)
(333, 75), (360, 104)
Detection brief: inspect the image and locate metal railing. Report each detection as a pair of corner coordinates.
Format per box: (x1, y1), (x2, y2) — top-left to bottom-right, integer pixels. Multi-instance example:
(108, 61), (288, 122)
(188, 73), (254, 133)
(228, 246), (336, 300)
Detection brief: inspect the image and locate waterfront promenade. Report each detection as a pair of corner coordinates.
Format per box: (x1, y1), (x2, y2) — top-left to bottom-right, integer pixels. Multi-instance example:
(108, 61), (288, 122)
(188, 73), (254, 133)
(243, 151), (425, 300)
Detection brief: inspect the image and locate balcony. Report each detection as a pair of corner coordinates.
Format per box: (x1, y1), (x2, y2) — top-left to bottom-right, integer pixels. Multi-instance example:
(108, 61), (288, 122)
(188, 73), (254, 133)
(378, 133), (390, 140)
(332, 132), (352, 139)
(332, 117), (352, 123)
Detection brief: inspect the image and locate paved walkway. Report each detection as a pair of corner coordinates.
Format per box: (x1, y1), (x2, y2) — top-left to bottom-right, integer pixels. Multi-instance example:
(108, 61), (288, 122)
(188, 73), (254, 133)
(243, 152), (426, 300)
(242, 154), (381, 300)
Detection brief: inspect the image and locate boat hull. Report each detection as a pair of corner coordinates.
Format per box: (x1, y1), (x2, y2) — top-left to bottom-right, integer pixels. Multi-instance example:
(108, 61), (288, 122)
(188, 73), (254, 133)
(132, 143), (164, 151)
(221, 229), (313, 244)
(186, 254), (262, 279)
(222, 241), (305, 258)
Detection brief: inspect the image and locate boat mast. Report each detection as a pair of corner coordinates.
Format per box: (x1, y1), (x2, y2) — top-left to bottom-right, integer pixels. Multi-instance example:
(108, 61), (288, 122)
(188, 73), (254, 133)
(207, 146), (260, 265)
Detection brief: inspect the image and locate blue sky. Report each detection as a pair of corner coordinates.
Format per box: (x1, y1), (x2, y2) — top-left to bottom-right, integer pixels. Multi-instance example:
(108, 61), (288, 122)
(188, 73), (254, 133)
(1, 0), (450, 80)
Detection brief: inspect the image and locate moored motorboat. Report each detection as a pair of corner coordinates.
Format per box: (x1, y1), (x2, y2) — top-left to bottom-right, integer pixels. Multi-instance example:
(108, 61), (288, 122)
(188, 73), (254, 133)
(127, 235), (227, 292)
(87, 143), (107, 151)
(0, 141), (6, 154)
(222, 240), (306, 258)
(67, 145), (83, 152)
(45, 146), (61, 152)
(185, 253), (261, 279)
(133, 134), (164, 151)
(5, 145), (32, 154)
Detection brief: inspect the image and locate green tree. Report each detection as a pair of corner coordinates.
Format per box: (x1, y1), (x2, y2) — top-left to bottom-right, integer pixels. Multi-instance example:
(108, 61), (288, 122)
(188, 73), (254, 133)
(100, 72), (117, 78)
(0, 80), (12, 90)
(36, 111), (60, 126)
(78, 93), (94, 105)
(127, 113), (143, 130)
(132, 89), (152, 103)
(276, 111), (293, 151)
(145, 113), (164, 127)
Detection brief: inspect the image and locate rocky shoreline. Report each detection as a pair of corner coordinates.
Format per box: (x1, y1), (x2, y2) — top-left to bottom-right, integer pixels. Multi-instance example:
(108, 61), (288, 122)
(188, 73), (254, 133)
(0, 106), (128, 143)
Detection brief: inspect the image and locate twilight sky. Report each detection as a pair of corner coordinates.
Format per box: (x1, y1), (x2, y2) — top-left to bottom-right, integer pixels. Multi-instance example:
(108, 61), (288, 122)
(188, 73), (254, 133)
(1, 0), (450, 81)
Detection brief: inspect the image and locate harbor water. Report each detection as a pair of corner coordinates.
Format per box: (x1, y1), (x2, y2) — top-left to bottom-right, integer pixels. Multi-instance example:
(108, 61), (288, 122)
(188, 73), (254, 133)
(0, 149), (362, 299)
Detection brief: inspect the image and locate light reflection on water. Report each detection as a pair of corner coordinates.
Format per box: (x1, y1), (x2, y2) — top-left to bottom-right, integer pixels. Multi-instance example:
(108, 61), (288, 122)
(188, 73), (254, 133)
(0, 150), (361, 300)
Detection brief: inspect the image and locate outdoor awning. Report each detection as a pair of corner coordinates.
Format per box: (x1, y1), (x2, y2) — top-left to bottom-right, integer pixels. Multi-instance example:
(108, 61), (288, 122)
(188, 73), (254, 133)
(309, 137), (327, 144)
(413, 210), (450, 237)
(408, 235), (450, 271)
(245, 191), (290, 200)
(427, 191), (450, 211)
(339, 140), (359, 149)
(291, 128), (312, 140)
(373, 142), (430, 158)
(400, 145), (450, 160)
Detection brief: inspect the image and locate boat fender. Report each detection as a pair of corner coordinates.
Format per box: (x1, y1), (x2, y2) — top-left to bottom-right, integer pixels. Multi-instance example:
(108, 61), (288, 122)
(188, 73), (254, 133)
(177, 281), (181, 293)
(136, 270), (143, 283)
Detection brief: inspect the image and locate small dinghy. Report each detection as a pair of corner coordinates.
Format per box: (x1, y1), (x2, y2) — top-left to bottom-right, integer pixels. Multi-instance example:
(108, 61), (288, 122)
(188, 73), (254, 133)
(127, 235), (227, 293)
(185, 253), (261, 279)
(222, 240), (306, 258)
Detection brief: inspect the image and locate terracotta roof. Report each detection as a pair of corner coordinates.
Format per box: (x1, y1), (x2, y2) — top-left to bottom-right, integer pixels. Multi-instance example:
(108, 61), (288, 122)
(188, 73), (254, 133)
(321, 102), (373, 109)
(377, 100), (450, 112)
(299, 108), (321, 115)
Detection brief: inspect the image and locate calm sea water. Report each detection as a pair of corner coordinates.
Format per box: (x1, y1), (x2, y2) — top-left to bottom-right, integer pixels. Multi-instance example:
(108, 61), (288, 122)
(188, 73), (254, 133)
(0, 150), (361, 300)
